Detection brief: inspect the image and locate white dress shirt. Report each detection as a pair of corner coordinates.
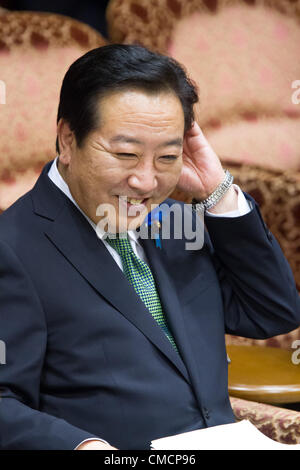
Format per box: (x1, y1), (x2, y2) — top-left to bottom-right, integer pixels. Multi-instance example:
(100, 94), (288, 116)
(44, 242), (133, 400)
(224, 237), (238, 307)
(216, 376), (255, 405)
(47, 156), (251, 449)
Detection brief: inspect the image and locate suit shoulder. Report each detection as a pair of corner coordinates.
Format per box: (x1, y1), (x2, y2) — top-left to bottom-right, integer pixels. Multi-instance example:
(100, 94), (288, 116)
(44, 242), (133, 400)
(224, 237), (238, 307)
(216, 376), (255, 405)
(0, 191), (34, 243)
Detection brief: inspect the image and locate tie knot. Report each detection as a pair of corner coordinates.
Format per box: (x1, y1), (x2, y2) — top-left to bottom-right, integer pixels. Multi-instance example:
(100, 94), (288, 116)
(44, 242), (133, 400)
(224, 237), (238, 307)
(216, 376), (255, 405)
(105, 233), (133, 256)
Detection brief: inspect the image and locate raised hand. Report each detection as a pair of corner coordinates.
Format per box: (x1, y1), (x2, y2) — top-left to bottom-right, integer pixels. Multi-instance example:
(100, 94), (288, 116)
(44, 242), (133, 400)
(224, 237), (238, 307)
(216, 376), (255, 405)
(176, 121), (226, 200)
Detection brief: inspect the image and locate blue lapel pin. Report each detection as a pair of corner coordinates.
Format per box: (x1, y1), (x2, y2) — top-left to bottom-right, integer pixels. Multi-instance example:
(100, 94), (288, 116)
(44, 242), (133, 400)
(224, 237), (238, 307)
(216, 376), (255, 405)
(147, 206), (163, 249)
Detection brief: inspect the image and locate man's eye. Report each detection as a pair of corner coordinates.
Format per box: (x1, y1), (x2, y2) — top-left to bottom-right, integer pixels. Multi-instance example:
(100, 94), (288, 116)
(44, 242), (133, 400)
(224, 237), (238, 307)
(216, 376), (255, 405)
(160, 155), (178, 161)
(116, 153), (136, 158)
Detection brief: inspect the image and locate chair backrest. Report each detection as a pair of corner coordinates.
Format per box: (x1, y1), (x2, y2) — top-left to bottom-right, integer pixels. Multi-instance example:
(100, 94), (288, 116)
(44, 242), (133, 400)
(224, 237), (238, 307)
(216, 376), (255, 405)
(0, 11), (107, 211)
(107, 0), (300, 171)
(222, 160), (300, 348)
(222, 160), (300, 291)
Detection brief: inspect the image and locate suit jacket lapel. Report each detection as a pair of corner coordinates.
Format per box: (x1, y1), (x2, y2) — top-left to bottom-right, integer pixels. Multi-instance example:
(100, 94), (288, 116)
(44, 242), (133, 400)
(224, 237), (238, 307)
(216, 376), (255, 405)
(31, 163), (191, 384)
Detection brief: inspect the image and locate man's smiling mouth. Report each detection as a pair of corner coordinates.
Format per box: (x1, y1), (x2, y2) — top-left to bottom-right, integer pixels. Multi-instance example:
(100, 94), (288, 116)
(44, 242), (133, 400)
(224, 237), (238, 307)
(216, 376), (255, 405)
(118, 195), (149, 206)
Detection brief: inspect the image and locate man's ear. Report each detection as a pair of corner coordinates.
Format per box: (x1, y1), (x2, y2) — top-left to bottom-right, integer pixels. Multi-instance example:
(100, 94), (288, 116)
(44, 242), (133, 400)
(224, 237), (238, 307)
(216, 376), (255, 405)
(56, 118), (75, 165)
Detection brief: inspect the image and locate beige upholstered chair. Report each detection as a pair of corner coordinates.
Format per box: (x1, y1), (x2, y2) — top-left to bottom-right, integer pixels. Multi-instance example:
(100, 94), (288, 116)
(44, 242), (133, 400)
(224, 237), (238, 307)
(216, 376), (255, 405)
(221, 161), (300, 347)
(230, 397), (300, 444)
(0, 11), (107, 212)
(107, 0), (300, 172)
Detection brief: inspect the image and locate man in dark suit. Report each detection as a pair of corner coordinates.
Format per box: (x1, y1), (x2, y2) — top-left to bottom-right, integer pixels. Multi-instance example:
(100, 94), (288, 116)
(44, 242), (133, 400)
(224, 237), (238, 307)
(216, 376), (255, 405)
(0, 44), (299, 450)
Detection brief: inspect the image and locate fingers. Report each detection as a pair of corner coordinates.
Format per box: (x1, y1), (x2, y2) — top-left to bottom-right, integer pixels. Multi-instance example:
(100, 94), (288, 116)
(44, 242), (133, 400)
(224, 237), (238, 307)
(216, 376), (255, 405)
(185, 121), (203, 136)
(184, 121), (210, 153)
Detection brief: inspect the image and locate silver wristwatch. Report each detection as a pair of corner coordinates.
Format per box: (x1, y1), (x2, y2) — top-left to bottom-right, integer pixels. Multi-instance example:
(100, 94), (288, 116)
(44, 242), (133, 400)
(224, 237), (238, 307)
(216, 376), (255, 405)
(192, 169), (234, 212)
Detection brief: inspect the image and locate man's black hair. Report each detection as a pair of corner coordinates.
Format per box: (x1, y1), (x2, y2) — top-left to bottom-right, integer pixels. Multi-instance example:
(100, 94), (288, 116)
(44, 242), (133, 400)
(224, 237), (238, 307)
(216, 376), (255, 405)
(56, 44), (199, 154)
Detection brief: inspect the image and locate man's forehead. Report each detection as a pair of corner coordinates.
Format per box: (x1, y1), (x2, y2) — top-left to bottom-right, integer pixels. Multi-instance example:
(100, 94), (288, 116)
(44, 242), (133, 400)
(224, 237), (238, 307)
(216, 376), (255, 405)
(109, 134), (183, 147)
(95, 90), (185, 146)
(98, 89), (185, 121)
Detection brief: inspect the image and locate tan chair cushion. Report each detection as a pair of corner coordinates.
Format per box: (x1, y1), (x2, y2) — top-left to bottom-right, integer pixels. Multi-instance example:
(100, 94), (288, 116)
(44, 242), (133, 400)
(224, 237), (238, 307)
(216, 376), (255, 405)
(107, 0), (300, 170)
(0, 11), (107, 210)
(222, 161), (300, 348)
(230, 396), (300, 444)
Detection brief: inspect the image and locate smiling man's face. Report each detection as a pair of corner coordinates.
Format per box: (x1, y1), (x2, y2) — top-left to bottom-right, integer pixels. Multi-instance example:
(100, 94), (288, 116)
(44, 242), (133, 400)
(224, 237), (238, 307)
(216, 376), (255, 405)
(57, 89), (185, 232)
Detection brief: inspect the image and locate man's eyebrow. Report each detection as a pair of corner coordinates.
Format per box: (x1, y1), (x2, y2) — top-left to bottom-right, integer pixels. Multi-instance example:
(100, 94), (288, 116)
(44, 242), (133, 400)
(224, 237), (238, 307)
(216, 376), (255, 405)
(109, 135), (143, 145)
(160, 138), (183, 147)
(109, 135), (183, 147)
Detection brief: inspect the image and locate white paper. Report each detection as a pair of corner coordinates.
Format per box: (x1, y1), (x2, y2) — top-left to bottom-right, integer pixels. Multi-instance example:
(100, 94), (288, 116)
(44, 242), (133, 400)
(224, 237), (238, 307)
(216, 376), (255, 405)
(151, 420), (300, 450)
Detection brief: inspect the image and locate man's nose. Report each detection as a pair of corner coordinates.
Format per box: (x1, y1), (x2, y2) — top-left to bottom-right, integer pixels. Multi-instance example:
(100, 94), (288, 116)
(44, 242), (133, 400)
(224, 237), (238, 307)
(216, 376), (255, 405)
(127, 160), (158, 194)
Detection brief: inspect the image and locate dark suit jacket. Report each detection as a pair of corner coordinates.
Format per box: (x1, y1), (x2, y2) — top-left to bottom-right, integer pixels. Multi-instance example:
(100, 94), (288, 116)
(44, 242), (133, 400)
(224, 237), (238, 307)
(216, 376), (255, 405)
(0, 161), (299, 450)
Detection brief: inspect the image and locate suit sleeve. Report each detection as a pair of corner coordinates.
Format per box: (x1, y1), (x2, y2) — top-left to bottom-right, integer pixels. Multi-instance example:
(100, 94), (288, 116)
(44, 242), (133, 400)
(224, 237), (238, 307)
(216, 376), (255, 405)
(0, 240), (100, 449)
(204, 194), (300, 339)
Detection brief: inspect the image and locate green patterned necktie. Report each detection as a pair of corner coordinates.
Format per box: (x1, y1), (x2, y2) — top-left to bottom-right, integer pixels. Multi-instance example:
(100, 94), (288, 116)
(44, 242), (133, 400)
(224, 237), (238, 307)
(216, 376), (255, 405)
(106, 234), (178, 352)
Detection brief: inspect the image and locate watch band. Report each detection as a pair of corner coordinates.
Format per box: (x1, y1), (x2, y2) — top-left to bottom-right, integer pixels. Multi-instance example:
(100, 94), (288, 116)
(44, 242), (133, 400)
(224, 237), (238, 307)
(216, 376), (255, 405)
(192, 170), (234, 213)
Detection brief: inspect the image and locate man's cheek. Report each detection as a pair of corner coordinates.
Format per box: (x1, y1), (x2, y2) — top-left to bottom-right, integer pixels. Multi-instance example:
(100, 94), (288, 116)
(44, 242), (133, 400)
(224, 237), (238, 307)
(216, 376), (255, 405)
(168, 174), (181, 191)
